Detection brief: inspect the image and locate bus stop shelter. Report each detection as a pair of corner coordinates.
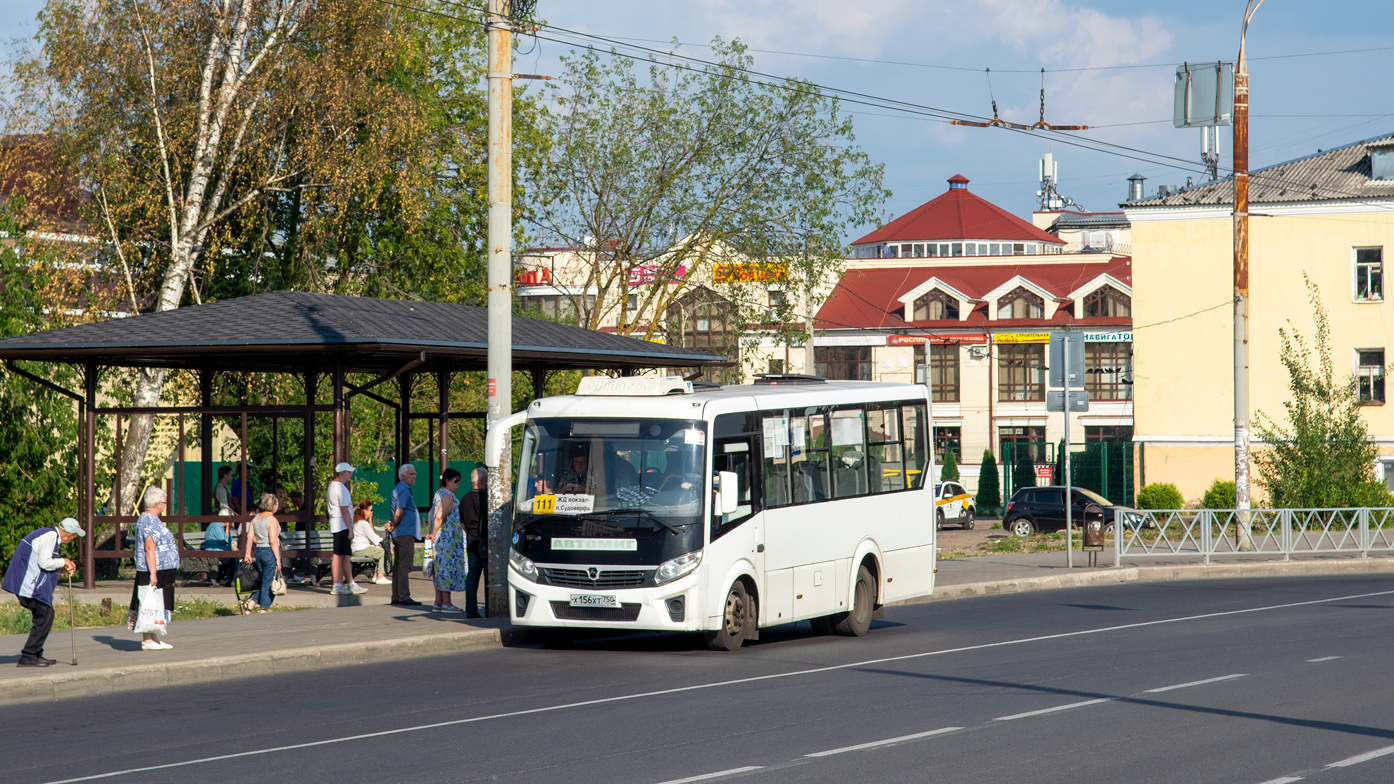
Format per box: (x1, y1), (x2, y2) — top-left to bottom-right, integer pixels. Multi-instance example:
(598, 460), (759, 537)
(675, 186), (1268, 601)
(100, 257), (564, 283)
(0, 291), (724, 588)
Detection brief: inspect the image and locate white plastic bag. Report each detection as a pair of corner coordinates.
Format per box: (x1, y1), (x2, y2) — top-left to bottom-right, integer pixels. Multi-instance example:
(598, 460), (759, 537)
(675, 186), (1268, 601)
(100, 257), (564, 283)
(422, 538), (435, 578)
(134, 585), (168, 636)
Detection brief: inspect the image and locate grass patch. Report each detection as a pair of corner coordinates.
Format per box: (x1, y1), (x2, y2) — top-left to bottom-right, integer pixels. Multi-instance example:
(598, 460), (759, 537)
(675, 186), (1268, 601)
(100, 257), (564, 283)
(0, 598), (301, 636)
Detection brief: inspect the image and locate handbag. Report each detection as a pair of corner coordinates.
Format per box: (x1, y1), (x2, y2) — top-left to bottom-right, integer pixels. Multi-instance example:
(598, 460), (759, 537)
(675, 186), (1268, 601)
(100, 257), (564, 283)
(236, 562), (261, 593)
(271, 569), (287, 596)
(134, 584), (168, 636)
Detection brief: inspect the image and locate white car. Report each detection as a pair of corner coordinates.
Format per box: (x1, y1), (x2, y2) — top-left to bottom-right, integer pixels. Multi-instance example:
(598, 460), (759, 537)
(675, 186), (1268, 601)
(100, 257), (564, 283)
(934, 481), (976, 530)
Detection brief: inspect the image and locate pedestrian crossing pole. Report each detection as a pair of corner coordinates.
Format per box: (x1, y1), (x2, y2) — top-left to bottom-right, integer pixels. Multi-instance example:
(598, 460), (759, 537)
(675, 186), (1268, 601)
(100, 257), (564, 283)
(484, 0), (514, 618)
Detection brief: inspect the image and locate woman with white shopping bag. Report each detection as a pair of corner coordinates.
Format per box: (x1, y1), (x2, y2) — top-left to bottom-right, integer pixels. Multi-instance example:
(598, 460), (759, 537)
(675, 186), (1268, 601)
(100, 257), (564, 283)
(128, 487), (179, 651)
(242, 493), (284, 613)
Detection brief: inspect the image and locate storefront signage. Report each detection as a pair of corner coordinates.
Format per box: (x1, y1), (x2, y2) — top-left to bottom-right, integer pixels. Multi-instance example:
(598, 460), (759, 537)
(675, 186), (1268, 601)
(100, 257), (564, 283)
(888, 334), (989, 346)
(1083, 331), (1132, 343)
(713, 263), (788, 283)
(627, 265), (687, 286)
(993, 333), (1050, 344)
(514, 267), (553, 286)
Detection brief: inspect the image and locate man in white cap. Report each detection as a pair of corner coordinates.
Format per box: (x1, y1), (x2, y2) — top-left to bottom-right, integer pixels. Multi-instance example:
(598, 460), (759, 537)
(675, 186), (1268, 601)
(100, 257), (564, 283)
(327, 463), (366, 595)
(3, 517), (83, 667)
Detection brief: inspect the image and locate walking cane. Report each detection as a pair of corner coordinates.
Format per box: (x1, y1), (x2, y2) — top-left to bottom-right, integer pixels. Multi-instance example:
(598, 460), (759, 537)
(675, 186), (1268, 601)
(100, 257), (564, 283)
(67, 571), (77, 666)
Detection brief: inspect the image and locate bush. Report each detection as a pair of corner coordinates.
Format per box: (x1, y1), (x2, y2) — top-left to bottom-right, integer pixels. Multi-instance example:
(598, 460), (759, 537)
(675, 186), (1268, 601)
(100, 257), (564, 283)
(1136, 482), (1184, 510)
(977, 450), (1001, 513)
(939, 448), (959, 481)
(1202, 479), (1236, 510)
(1353, 481), (1394, 508)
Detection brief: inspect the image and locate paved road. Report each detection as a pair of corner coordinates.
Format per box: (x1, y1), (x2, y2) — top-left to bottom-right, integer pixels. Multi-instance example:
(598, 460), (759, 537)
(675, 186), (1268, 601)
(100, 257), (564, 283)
(9, 574), (1394, 784)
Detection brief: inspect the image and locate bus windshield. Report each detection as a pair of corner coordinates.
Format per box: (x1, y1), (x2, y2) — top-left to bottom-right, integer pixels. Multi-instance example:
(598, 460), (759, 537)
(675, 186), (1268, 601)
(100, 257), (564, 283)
(514, 418), (709, 535)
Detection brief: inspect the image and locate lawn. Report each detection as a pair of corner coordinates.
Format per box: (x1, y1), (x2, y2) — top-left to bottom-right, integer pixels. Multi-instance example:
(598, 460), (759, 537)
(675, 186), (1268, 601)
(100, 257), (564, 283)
(0, 599), (300, 636)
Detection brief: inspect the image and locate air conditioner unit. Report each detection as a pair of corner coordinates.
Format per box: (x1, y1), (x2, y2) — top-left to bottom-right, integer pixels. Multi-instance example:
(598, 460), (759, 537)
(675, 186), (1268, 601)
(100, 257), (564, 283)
(968, 345), (989, 360)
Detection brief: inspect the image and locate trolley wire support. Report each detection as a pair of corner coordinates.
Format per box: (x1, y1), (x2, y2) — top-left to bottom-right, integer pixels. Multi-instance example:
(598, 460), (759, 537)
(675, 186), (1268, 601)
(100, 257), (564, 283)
(952, 68), (1089, 131)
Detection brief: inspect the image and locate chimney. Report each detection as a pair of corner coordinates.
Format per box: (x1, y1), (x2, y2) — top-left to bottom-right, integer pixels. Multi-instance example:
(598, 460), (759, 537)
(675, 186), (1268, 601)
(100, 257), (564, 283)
(1126, 173), (1146, 202)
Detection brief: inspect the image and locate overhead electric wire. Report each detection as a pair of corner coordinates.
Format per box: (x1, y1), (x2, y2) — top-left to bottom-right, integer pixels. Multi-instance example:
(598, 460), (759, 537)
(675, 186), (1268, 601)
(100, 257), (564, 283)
(382, 0), (1394, 211)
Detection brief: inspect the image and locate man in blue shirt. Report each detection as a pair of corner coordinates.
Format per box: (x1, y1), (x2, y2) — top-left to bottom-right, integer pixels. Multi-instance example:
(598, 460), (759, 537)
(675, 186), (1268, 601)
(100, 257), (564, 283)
(385, 464), (422, 606)
(3, 517), (83, 667)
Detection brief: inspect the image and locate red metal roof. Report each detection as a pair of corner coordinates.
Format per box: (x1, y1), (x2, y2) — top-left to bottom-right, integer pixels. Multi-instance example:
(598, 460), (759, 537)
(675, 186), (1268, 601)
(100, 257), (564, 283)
(815, 257), (1132, 331)
(853, 175), (1065, 246)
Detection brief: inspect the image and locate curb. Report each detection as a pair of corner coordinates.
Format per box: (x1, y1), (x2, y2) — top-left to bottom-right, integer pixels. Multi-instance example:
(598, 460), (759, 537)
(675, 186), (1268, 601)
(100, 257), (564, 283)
(897, 556), (1394, 606)
(0, 627), (503, 707)
(11, 557), (1394, 706)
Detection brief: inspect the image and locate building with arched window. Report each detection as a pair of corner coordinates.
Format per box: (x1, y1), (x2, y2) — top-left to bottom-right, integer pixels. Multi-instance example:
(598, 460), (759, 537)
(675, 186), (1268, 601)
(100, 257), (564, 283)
(813, 175), (1135, 503)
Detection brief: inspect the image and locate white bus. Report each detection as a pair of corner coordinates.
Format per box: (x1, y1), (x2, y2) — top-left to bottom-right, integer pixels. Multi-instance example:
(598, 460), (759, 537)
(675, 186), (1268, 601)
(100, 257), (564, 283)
(486, 375), (936, 650)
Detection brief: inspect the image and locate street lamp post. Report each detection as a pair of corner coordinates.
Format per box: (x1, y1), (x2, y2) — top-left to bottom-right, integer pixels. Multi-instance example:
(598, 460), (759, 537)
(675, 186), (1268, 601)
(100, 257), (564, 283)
(1233, 0), (1264, 550)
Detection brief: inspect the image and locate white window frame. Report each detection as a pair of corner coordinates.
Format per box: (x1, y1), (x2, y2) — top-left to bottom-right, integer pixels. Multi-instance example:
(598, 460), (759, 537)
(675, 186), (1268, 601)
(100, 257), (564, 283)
(1354, 246), (1383, 302)
(1356, 347), (1385, 404)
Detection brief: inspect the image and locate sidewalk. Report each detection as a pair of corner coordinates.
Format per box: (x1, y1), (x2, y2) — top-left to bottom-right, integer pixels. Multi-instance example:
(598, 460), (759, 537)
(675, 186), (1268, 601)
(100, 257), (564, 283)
(6, 552), (1394, 705)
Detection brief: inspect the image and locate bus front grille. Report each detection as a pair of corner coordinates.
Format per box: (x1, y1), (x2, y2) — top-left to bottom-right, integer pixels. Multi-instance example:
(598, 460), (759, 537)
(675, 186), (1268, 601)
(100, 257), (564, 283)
(542, 568), (649, 588)
(549, 602), (643, 621)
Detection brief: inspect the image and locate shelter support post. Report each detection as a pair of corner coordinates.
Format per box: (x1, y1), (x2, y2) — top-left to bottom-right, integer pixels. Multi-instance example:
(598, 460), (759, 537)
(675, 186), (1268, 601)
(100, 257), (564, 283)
(438, 369), (451, 476)
(83, 362), (96, 589)
(332, 362), (345, 464)
(199, 370), (213, 515)
(303, 371), (318, 545)
(400, 374), (412, 469)
(531, 365), (545, 401)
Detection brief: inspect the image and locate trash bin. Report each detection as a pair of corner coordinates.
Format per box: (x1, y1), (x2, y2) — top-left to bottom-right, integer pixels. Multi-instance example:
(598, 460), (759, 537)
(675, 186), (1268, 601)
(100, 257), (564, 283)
(1082, 502), (1106, 566)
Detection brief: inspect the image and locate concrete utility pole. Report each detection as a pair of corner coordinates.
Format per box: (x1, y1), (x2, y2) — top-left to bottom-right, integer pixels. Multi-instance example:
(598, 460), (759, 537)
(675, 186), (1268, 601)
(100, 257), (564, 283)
(1233, 0), (1264, 550)
(485, 0), (514, 617)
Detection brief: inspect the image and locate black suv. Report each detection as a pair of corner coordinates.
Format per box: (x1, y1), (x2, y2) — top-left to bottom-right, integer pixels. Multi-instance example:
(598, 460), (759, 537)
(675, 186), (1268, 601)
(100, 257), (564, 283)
(1002, 485), (1140, 537)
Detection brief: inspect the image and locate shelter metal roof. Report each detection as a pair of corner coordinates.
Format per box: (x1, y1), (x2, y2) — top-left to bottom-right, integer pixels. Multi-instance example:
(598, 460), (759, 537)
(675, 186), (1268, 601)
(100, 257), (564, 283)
(0, 291), (725, 373)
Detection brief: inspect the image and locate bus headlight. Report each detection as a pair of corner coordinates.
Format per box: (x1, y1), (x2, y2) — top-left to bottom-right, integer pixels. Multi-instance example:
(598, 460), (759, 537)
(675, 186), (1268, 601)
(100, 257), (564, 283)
(509, 548), (538, 582)
(654, 551), (702, 585)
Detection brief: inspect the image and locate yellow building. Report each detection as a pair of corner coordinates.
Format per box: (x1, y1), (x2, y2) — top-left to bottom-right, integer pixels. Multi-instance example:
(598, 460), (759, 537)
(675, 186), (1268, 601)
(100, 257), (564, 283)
(1126, 134), (1394, 502)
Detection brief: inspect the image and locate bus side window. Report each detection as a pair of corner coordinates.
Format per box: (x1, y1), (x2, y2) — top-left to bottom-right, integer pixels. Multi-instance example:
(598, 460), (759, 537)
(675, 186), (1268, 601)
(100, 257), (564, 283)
(868, 406), (904, 493)
(793, 411), (829, 503)
(762, 413), (792, 509)
(902, 402), (929, 489)
(713, 440), (755, 540)
(830, 408), (867, 499)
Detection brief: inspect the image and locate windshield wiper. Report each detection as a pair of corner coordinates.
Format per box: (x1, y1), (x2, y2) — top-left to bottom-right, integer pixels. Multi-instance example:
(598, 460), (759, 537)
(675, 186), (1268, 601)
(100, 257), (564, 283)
(599, 508), (696, 534)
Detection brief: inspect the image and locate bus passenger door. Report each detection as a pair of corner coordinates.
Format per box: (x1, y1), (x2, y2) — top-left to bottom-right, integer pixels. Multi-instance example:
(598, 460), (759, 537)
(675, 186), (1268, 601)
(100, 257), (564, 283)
(710, 429), (765, 621)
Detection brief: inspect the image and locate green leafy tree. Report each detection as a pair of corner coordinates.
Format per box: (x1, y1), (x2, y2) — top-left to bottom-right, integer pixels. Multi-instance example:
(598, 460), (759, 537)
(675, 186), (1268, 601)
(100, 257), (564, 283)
(977, 450), (1001, 514)
(0, 204), (81, 570)
(528, 39), (888, 350)
(1254, 278), (1382, 507)
(939, 448), (959, 481)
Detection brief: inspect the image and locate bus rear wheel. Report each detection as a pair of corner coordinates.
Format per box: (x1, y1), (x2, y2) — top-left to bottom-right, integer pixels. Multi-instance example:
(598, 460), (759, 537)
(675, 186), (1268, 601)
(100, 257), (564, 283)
(705, 581), (751, 651)
(832, 565), (875, 637)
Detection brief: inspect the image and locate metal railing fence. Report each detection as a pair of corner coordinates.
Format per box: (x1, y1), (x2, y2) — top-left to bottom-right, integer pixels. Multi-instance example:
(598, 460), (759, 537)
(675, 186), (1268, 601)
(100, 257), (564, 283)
(1114, 507), (1394, 566)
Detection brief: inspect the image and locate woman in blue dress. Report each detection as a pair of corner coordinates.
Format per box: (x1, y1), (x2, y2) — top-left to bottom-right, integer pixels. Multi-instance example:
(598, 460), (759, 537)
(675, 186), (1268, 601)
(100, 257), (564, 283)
(428, 468), (468, 612)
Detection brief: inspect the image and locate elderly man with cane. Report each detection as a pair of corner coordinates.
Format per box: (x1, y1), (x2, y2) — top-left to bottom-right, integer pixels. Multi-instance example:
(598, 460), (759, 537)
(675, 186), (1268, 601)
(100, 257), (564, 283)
(3, 517), (83, 668)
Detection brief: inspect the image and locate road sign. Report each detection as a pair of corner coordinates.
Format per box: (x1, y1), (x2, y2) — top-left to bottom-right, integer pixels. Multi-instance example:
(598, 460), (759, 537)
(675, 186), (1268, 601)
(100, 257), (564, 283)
(1049, 333), (1085, 389)
(1046, 389), (1089, 413)
(1174, 61), (1234, 128)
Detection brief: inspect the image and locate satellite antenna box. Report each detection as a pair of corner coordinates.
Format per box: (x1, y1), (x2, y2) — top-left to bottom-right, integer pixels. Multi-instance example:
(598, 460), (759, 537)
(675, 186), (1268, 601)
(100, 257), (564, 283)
(1174, 61), (1234, 128)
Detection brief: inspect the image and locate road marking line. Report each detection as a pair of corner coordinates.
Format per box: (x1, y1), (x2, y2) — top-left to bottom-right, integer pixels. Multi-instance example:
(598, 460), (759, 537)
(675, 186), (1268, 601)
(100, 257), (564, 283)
(993, 698), (1116, 721)
(654, 766), (765, 784)
(1144, 673), (1247, 693)
(42, 587), (1394, 784)
(1327, 744), (1394, 768)
(805, 727), (961, 757)
(1255, 777), (1303, 784)
(1307, 656), (1342, 662)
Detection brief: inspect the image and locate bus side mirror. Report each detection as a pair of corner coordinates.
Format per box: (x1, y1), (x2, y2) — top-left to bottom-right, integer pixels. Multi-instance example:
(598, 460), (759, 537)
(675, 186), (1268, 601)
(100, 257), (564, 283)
(484, 410), (529, 468)
(718, 471), (739, 515)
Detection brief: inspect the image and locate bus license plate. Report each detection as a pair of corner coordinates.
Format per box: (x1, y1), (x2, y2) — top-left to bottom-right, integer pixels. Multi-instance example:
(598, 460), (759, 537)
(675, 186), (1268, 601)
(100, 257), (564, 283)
(570, 593), (619, 608)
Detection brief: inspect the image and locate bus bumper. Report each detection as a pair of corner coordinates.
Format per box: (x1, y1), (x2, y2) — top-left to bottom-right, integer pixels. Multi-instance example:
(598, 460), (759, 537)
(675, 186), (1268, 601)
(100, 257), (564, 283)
(508, 571), (704, 632)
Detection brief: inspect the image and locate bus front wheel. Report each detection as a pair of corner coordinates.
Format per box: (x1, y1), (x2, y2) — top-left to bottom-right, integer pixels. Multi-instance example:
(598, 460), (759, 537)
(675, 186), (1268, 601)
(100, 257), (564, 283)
(705, 581), (751, 651)
(833, 565), (875, 637)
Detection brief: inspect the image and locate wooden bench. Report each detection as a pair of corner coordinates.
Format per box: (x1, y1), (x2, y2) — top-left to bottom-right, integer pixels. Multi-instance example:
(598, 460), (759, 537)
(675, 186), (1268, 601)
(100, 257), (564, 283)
(177, 527), (380, 587)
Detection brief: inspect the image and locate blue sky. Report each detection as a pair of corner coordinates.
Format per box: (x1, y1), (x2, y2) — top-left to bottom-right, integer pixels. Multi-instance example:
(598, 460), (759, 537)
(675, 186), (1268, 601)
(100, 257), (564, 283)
(5, 0), (1393, 233)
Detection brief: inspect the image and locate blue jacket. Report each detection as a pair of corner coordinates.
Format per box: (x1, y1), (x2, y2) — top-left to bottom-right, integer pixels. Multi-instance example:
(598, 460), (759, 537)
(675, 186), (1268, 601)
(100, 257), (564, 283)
(2, 527), (61, 605)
